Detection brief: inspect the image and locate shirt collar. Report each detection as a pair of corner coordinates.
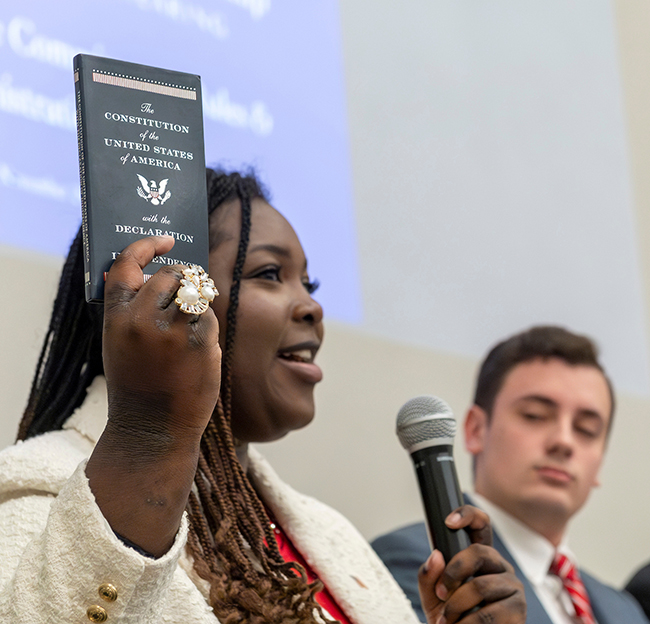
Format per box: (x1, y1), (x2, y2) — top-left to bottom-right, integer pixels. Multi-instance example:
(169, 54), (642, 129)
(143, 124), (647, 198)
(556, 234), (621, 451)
(470, 492), (574, 585)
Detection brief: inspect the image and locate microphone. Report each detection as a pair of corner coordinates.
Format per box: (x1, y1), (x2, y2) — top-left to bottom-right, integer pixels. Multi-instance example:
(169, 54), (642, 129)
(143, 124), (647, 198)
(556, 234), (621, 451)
(396, 395), (471, 563)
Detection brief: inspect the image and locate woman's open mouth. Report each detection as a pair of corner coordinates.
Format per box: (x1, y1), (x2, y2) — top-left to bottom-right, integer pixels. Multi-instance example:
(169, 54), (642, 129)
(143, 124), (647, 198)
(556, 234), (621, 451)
(276, 344), (322, 383)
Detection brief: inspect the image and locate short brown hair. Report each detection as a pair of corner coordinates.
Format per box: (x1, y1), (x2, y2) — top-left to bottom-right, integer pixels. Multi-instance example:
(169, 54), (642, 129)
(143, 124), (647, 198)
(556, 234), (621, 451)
(474, 325), (615, 427)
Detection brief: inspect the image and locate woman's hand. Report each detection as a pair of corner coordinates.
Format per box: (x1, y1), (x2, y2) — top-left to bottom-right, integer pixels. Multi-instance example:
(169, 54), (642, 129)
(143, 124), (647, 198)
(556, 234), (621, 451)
(102, 236), (221, 437)
(86, 236), (221, 557)
(418, 506), (526, 623)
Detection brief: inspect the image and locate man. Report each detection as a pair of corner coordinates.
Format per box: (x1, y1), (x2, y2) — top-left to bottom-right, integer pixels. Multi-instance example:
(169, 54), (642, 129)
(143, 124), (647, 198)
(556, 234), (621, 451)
(372, 326), (648, 623)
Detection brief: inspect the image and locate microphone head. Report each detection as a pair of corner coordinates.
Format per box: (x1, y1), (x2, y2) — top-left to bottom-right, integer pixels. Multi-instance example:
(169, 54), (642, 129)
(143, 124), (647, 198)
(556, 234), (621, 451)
(396, 395), (457, 453)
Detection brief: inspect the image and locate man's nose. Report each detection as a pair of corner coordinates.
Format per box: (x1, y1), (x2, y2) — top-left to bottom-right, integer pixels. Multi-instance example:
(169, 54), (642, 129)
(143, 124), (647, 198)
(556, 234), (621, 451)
(546, 416), (575, 458)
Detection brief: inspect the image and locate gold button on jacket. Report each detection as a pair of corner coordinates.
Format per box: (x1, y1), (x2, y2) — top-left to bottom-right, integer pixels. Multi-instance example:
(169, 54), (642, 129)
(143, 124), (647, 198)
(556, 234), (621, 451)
(98, 583), (118, 602)
(86, 605), (108, 622)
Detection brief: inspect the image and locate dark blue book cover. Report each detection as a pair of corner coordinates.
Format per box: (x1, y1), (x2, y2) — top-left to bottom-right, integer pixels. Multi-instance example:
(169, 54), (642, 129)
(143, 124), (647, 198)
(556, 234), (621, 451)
(74, 54), (208, 302)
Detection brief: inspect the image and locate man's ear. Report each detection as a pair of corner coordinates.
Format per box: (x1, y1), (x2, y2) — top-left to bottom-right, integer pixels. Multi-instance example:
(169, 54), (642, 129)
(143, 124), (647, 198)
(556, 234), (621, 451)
(464, 404), (489, 456)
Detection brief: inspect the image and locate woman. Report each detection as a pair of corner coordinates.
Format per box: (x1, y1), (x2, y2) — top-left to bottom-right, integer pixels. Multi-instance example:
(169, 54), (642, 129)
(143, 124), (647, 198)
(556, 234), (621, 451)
(0, 170), (525, 623)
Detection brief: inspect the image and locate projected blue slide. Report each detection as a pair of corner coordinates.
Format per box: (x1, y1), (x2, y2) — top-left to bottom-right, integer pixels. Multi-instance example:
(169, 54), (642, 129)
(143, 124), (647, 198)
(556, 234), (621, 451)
(0, 1), (361, 322)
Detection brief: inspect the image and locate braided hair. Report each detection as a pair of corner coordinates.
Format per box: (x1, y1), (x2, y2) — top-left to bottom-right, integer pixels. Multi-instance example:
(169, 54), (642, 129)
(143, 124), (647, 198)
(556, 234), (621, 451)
(17, 169), (333, 623)
(188, 169), (332, 622)
(18, 227), (103, 440)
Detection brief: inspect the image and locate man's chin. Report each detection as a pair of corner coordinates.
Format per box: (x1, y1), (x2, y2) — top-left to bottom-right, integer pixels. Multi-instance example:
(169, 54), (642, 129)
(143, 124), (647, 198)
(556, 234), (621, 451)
(517, 491), (577, 522)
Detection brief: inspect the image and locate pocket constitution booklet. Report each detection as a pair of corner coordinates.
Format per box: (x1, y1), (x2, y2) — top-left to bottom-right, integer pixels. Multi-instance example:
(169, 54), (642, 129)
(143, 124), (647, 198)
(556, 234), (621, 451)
(74, 54), (208, 302)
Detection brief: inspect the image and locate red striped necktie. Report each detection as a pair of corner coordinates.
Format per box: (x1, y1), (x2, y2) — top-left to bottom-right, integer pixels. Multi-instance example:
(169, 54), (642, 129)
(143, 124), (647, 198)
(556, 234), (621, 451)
(549, 552), (596, 624)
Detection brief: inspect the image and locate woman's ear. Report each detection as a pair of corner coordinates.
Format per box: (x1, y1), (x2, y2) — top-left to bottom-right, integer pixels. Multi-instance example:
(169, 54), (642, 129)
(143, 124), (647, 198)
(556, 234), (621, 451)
(464, 404), (489, 456)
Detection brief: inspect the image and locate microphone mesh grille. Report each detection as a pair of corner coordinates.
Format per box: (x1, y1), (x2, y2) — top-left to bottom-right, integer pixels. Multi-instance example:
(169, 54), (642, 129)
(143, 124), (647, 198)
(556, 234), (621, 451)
(396, 395), (457, 451)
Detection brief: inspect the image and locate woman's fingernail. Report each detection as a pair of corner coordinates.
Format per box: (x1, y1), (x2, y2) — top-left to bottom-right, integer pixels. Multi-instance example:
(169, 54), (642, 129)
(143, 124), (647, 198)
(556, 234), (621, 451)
(447, 512), (462, 525)
(422, 551), (436, 574)
(436, 583), (448, 601)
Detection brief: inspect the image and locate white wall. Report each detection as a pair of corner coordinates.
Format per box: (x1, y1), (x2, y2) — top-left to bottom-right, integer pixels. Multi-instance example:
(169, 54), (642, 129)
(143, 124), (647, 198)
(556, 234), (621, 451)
(342, 0), (648, 396)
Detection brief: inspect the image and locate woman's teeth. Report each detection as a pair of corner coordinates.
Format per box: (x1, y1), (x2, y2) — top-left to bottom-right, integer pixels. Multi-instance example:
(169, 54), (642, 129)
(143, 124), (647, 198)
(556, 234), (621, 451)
(279, 350), (312, 363)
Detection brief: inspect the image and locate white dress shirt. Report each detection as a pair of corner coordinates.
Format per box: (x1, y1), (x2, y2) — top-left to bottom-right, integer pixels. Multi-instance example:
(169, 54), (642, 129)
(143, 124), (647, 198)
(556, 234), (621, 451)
(472, 492), (596, 624)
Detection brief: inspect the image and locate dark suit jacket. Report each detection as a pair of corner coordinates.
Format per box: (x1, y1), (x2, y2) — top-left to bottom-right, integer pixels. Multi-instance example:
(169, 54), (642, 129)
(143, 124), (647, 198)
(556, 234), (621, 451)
(371, 521), (649, 624)
(626, 562), (650, 620)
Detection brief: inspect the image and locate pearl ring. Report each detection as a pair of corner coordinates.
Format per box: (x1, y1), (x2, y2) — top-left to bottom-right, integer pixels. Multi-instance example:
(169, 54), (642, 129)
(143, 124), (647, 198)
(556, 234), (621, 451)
(174, 265), (218, 315)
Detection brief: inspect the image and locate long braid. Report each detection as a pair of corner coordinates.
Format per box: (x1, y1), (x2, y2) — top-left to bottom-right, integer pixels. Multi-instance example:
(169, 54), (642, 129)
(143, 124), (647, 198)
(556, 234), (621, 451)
(187, 169), (334, 623)
(18, 227), (103, 440)
(219, 177), (251, 429)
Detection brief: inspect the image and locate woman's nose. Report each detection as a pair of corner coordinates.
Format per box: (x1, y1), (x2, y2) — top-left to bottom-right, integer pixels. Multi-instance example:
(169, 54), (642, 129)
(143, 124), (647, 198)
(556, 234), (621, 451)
(293, 290), (323, 325)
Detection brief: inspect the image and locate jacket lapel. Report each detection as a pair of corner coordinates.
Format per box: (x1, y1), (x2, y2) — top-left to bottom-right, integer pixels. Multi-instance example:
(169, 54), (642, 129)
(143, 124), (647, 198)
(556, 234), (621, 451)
(490, 530), (555, 624)
(247, 448), (419, 624)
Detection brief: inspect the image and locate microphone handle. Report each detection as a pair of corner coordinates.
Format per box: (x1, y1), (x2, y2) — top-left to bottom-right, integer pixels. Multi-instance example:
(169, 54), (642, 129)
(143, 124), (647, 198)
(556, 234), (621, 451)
(412, 445), (472, 563)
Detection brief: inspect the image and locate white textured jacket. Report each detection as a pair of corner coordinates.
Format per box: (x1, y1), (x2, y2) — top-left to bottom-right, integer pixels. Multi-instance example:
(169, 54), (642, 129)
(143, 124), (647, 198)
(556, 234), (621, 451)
(0, 378), (419, 624)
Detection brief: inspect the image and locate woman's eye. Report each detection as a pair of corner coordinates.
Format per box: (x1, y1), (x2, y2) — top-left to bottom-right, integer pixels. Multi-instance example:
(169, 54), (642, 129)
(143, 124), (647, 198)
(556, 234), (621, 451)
(254, 266), (281, 281)
(303, 278), (320, 295)
(523, 412), (545, 421)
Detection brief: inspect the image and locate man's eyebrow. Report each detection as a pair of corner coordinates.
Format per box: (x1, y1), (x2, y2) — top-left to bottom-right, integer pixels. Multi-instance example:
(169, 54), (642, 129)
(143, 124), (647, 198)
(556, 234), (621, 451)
(516, 395), (604, 420)
(515, 395), (558, 409)
(575, 409), (605, 421)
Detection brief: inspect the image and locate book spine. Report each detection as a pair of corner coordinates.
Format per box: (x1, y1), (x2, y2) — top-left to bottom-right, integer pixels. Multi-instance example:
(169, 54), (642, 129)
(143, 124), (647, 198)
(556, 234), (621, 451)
(74, 56), (93, 302)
